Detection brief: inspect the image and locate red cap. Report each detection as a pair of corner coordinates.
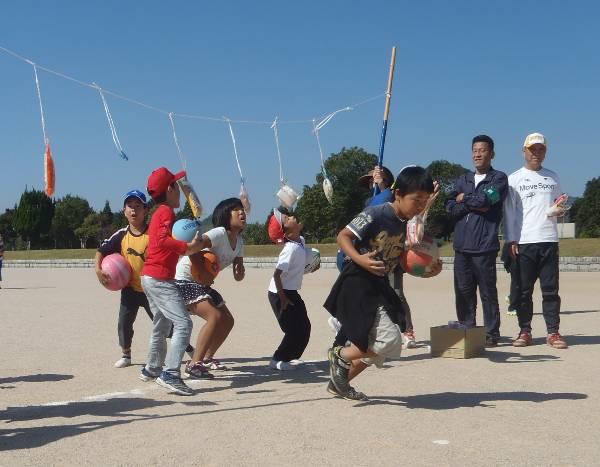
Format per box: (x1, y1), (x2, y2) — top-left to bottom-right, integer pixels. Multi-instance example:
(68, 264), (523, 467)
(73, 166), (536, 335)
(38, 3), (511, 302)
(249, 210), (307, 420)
(147, 167), (186, 198)
(268, 209), (285, 244)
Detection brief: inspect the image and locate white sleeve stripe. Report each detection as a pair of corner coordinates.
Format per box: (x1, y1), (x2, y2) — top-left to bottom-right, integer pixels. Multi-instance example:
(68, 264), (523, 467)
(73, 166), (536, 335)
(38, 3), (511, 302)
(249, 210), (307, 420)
(346, 225), (362, 240)
(100, 227), (127, 247)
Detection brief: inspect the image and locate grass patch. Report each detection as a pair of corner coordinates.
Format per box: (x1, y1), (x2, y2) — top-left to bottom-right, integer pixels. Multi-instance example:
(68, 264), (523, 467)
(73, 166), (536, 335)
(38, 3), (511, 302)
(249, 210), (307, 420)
(4, 238), (599, 260)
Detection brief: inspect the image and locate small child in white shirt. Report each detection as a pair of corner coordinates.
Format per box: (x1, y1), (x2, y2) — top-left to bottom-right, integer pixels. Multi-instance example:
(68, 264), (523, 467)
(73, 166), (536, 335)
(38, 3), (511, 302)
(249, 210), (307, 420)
(266, 209), (315, 370)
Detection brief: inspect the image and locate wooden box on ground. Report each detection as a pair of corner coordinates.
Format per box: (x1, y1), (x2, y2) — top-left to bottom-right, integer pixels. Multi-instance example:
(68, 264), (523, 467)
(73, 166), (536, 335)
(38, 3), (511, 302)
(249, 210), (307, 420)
(430, 325), (486, 358)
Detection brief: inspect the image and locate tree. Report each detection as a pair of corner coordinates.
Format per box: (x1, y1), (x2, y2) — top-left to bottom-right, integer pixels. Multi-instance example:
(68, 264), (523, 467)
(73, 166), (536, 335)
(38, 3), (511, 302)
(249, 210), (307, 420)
(13, 189), (55, 249)
(0, 207), (18, 248)
(296, 147), (377, 242)
(51, 195), (93, 248)
(75, 213), (102, 248)
(425, 160), (470, 240)
(574, 177), (600, 237)
(176, 200), (194, 220)
(243, 221), (270, 245)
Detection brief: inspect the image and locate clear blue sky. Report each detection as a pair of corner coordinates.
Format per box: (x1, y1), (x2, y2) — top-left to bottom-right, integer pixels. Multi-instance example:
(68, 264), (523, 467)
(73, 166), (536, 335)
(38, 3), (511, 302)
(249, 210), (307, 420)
(2, 1), (599, 221)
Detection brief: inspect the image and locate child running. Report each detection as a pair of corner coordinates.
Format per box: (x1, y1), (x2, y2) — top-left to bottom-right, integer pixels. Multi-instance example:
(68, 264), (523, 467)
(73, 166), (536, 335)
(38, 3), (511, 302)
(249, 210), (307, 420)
(266, 208), (313, 370)
(324, 166), (442, 401)
(139, 167), (205, 396)
(174, 198), (246, 379)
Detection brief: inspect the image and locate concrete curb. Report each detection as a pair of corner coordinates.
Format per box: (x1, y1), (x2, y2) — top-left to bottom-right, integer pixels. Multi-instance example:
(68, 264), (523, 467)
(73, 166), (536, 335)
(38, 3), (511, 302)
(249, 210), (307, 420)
(5, 256), (600, 272)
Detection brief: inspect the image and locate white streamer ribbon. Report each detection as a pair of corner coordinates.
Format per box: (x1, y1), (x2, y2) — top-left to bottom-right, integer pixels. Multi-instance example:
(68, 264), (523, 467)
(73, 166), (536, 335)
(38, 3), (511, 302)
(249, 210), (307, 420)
(168, 112), (186, 170)
(271, 116), (284, 184)
(94, 83), (128, 161)
(30, 63), (49, 146)
(224, 117), (245, 183)
(312, 119), (328, 179)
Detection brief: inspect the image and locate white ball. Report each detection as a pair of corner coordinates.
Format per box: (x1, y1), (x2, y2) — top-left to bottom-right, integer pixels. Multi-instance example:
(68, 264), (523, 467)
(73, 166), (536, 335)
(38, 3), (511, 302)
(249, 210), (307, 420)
(304, 248), (321, 274)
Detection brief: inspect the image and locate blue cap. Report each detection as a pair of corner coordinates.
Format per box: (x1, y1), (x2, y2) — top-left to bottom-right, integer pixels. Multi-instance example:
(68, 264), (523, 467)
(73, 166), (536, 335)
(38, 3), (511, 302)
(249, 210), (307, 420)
(123, 189), (147, 206)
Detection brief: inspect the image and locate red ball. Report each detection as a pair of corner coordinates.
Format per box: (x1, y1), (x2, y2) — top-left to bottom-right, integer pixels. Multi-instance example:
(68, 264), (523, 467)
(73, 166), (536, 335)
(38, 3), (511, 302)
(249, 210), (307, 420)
(101, 254), (132, 291)
(399, 235), (439, 277)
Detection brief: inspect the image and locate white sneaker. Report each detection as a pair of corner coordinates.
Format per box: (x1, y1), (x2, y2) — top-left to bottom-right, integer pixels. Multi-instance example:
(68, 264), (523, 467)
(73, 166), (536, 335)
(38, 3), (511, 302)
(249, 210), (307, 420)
(402, 331), (416, 349)
(328, 316), (342, 334)
(114, 356), (132, 368)
(269, 359), (297, 371)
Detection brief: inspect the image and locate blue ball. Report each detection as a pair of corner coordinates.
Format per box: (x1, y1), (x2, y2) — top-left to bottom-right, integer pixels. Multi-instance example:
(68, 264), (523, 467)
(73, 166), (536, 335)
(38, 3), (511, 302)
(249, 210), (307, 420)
(172, 219), (200, 242)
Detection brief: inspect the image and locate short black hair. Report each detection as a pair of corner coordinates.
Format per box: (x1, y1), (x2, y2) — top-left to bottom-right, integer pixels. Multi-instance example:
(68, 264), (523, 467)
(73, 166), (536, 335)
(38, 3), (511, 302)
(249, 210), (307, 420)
(472, 134), (494, 151)
(394, 166), (434, 196)
(212, 197), (244, 230)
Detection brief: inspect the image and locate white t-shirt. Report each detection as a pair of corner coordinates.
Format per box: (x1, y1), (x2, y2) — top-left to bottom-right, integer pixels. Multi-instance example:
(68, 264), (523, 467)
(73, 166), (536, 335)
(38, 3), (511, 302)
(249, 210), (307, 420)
(268, 237), (306, 293)
(474, 173), (486, 187)
(175, 227), (244, 282)
(503, 167), (562, 244)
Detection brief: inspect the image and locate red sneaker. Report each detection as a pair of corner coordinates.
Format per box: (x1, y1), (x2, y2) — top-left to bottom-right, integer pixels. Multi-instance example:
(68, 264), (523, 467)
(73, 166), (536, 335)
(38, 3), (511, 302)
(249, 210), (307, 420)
(512, 330), (532, 347)
(547, 333), (568, 349)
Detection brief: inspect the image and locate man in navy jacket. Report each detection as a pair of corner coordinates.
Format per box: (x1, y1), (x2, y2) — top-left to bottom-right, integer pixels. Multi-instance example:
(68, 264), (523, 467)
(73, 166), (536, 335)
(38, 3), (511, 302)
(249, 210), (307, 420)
(445, 135), (508, 346)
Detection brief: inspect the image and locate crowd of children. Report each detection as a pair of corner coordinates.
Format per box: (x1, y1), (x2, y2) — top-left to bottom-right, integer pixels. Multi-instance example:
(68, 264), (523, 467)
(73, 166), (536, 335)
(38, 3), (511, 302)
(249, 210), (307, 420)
(95, 131), (567, 400)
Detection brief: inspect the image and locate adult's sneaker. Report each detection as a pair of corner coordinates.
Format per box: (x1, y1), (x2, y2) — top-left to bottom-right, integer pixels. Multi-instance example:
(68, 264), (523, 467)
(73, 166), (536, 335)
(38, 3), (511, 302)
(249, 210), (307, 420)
(326, 381), (368, 401)
(328, 346), (350, 393)
(269, 360), (297, 371)
(512, 330), (532, 347)
(185, 361), (215, 379)
(402, 330), (417, 349)
(114, 356), (132, 368)
(139, 366), (160, 382)
(156, 372), (194, 396)
(547, 333), (568, 349)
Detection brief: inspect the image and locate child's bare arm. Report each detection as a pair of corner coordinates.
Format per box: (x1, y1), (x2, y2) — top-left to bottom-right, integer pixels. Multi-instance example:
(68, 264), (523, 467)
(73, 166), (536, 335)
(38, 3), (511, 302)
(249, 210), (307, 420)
(94, 251), (110, 286)
(337, 228), (385, 276)
(185, 232), (211, 256)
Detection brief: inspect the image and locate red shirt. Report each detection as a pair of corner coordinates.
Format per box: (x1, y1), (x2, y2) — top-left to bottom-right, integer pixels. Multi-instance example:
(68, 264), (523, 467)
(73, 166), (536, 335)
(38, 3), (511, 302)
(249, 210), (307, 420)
(141, 205), (187, 280)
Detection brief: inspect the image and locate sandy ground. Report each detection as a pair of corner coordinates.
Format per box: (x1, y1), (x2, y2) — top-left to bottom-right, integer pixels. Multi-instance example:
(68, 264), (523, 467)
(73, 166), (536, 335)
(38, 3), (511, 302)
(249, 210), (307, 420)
(0, 267), (599, 466)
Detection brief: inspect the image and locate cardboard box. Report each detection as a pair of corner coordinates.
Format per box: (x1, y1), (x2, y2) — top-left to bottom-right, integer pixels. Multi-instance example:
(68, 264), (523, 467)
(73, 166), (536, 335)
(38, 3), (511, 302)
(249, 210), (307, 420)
(430, 325), (486, 358)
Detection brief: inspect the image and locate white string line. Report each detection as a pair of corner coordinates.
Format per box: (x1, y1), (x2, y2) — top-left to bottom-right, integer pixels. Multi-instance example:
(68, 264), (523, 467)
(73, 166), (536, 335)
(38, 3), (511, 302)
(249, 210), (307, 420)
(168, 112), (186, 170)
(312, 119), (328, 178)
(94, 83), (128, 160)
(0, 44), (384, 125)
(271, 117), (284, 183)
(31, 64), (48, 145)
(224, 118), (245, 182)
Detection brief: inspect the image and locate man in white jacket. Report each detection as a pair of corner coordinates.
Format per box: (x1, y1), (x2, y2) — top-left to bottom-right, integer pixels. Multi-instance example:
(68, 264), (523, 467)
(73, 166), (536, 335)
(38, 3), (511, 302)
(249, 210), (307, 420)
(503, 133), (568, 349)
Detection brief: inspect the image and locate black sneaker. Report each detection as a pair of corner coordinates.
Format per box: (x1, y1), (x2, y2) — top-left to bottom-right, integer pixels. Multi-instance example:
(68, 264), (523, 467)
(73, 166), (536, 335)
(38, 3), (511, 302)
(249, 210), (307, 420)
(139, 366), (160, 382)
(326, 381), (369, 401)
(485, 336), (499, 347)
(156, 372), (193, 396)
(328, 346), (350, 393)
(185, 361), (215, 379)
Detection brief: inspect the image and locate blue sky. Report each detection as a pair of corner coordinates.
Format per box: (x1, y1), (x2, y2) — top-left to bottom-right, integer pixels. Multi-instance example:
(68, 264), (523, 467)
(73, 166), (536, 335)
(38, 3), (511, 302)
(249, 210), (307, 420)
(2, 1), (599, 221)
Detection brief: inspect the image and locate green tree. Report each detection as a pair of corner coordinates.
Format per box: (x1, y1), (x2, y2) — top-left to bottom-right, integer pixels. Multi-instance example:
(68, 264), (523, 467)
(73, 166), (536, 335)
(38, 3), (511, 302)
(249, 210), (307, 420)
(13, 189), (55, 249)
(176, 200), (194, 220)
(0, 207), (18, 248)
(574, 177), (600, 237)
(75, 213), (102, 248)
(425, 160), (469, 240)
(243, 221), (270, 245)
(296, 147), (377, 241)
(51, 195), (93, 248)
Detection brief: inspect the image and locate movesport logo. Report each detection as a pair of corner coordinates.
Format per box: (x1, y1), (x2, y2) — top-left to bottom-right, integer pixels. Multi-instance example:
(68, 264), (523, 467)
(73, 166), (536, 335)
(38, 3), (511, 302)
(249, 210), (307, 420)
(518, 182), (556, 192)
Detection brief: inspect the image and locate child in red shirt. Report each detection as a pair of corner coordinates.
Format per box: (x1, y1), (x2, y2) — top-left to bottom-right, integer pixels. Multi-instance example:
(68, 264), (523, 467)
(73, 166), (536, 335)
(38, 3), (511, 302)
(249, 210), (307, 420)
(139, 167), (206, 396)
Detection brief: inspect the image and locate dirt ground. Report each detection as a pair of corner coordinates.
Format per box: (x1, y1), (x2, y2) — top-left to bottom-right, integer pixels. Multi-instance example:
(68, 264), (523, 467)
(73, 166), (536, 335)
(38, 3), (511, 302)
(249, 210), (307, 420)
(1, 267), (599, 466)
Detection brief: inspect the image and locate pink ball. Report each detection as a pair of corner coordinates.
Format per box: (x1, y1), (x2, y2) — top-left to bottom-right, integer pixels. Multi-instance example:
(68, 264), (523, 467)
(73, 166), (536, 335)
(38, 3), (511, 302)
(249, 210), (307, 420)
(101, 253), (132, 291)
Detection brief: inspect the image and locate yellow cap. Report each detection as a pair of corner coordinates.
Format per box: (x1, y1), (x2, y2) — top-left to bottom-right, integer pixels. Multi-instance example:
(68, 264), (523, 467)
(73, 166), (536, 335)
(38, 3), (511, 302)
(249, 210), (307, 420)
(523, 133), (547, 148)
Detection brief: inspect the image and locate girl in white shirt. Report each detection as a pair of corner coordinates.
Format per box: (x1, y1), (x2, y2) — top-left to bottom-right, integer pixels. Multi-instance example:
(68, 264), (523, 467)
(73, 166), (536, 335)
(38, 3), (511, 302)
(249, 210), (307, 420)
(175, 198), (246, 378)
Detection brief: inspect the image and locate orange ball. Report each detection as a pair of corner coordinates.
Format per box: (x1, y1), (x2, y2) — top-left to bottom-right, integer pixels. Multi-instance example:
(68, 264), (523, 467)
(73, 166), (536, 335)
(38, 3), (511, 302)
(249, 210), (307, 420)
(190, 251), (220, 286)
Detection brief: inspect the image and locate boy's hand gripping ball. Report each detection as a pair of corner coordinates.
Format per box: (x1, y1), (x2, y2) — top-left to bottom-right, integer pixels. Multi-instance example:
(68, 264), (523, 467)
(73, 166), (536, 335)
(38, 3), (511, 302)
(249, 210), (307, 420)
(100, 253), (132, 291)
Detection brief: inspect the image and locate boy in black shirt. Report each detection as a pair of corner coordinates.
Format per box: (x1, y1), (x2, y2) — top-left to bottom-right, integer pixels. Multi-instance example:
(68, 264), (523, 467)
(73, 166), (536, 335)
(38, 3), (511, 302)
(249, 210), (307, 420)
(324, 166), (441, 401)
